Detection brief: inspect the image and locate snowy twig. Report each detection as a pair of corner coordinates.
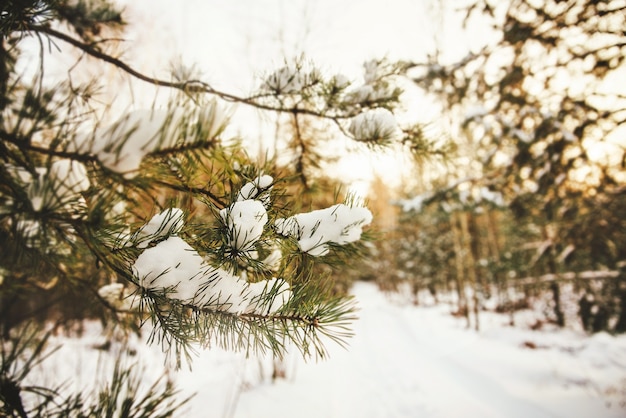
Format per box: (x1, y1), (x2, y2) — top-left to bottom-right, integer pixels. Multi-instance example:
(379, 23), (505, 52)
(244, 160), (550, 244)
(26, 24), (359, 121)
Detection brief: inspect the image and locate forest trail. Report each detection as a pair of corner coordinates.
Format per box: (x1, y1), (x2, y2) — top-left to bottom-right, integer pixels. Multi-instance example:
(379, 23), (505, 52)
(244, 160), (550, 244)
(228, 282), (624, 418)
(308, 283), (558, 418)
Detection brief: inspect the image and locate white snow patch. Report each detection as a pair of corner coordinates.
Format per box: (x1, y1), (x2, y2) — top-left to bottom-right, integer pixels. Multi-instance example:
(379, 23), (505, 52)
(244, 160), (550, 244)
(220, 199), (269, 253)
(199, 266), (251, 314)
(478, 186), (505, 206)
(131, 235), (288, 314)
(80, 101), (228, 177)
(465, 105), (489, 120)
(132, 236), (207, 302)
(94, 109), (178, 176)
(400, 193), (429, 212)
(132, 208), (185, 249)
(97, 283), (136, 311)
(263, 67), (304, 94)
(236, 174), (273, 206)
(330, 73), (351, 89)
(16, 219), (41, 244)
(275, 204), (373, 256)
(245, 278), (292, 315)
(349, 108), (399, 142)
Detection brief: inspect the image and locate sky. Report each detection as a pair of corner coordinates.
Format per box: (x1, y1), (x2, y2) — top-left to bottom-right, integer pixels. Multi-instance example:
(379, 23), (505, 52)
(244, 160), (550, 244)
(118, 0), (436, 89)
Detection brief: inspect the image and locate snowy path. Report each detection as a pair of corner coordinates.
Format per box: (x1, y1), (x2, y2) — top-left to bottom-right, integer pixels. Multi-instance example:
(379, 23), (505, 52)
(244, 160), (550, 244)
(355, 298), (554, 418)
(222, 283), (625, 418)
(35, 282), (626, 418)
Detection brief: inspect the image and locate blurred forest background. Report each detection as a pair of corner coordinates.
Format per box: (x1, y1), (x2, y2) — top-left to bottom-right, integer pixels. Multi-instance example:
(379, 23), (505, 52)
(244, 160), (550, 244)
(366, 0), (626, 335)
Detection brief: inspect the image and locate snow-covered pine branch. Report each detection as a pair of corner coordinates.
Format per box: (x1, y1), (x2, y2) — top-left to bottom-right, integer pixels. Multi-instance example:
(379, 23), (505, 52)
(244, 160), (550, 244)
(348, 108), (399, 144)
(68, 100), (229, 178)
(275, 203), (373, 257)
(99, 174), (370, 365)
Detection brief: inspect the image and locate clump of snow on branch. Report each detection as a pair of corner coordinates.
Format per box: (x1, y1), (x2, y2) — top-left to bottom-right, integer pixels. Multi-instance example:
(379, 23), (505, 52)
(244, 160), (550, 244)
(245, 278), (291, 315)
(363, 60), (382, 84)
(69, 101), (228, 177)
(131, 234), (288, 315)
(345, 60), (399, 105)
(131, 208), (185, 249)
(400, 185), (505, 214)
(198, 99), (230, 139)
(348, 108), (399, 142)
(275, 204), (373, 256)
(260, 246), (282, 272)
(236, 174), (273, 206)
(263, 67), (304, 94)
(15, 219), (41, 247)
(94, 109), (178, 176)
(133, 236), (208, 302)
(198, 265), (250, 314)
(130, 174), (293, 315)
(98, 282), (136, 311)
(400, 193), (429, 213)
(129, 174), (372, 315)
(262, 62), (322, 95)
(220, 200), (268, 254)
(477, 187), (505, 207)
(464, 105), (489, 121)
(132, 235), (251, 313)
(220, 174), (274, 255)
(330, 74), (351, 90)
(13, 215), (76, 252)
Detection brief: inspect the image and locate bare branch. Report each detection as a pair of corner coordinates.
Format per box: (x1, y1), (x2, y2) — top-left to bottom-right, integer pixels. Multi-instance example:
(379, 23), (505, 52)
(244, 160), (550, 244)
(516, 270), (621, 286)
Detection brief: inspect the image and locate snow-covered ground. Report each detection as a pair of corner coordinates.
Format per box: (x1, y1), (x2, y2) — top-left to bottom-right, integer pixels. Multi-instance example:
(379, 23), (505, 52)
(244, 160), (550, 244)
(31, 282), (626, 418)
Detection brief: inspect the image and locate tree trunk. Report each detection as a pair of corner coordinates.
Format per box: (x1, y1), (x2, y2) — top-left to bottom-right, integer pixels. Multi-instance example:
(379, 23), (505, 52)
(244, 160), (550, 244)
(543, 225), (565, 327)
(460, 211), (480, 331)
(486, 210), (514, 325)
(451, 212), (470, 327)
(613, 276), (626, 333)
(550, 281), (565, 327)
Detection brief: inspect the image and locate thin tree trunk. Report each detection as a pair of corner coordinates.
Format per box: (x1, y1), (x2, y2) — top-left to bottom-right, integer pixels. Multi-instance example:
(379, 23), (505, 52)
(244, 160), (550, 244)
(550, 281), (565, 326)
(543, 225), (565, 327)
(451, 212), (470, 328)
(486, 210), (514, 325)
(460, 211), (480, 331)
(614, 276), (626, 333)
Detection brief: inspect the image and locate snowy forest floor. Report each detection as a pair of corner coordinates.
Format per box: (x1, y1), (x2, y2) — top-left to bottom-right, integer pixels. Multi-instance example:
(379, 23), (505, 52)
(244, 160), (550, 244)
(28, 282), (626, 418)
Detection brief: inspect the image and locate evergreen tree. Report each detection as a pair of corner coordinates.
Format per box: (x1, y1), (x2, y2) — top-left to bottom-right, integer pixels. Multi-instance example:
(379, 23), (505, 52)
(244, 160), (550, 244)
(0, 1), (434, 415)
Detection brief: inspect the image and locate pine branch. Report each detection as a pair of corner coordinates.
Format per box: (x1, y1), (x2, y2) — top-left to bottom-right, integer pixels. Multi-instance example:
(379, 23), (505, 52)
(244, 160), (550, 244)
(149, 178), (226, 208)
(0, 129), (98, 163)
(25, 24), (358, 120)
(140, 286), (357, 367)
